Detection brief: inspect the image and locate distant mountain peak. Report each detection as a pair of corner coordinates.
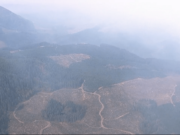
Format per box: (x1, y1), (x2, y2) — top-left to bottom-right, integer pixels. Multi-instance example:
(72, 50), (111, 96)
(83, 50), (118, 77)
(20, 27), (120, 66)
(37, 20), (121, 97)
(0, 6), (35, 32)
(0, 6), (37, 48)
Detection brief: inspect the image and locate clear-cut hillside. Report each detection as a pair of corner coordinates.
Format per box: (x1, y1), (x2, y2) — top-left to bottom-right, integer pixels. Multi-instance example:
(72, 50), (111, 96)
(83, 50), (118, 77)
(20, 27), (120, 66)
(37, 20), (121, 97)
(1, 43), (180, 134)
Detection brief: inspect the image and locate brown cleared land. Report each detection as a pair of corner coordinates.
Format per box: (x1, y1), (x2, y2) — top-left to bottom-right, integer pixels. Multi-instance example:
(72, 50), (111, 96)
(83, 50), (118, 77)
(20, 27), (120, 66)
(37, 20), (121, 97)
(49, 54), (90, 67)
(8, 75), (180, 134)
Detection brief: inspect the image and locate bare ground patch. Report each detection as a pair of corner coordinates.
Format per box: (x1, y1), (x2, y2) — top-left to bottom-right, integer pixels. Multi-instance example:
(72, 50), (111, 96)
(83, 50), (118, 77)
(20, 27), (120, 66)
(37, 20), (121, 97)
(49, 54), (90, 67)
(8, 75), (180, 134)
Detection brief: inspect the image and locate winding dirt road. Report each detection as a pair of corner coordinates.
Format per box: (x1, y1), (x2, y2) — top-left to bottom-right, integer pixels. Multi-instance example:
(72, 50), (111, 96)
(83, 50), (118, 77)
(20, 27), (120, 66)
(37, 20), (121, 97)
(170, 85), (177, 106)
(105, 112), (130, 121)
(39, 121), (51, 134)
(12, 80), (134, 134)
(13, 104), (24, 124)
(93, 92), (107, 129)
(79, 80), (134, 134)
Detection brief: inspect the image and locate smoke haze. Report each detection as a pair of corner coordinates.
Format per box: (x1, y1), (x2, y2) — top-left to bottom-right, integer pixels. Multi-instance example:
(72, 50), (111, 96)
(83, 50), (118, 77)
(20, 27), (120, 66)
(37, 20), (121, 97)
(1, 0), (180, 59)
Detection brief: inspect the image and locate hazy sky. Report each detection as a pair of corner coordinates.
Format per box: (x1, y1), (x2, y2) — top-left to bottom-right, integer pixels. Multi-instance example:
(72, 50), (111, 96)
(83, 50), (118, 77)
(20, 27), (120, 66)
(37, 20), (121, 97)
(1, 0), (180, 33)
(1, 0), (180, 60)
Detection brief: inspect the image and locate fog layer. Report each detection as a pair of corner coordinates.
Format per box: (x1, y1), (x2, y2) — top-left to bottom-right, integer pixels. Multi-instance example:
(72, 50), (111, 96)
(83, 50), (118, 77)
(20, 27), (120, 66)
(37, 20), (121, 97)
(1, 0), (180, 60)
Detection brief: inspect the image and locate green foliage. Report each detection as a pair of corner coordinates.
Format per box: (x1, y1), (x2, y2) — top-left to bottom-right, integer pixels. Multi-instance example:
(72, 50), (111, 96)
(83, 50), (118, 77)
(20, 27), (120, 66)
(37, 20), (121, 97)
(0, 43), (180, 133)
(42, 99), (87, 122)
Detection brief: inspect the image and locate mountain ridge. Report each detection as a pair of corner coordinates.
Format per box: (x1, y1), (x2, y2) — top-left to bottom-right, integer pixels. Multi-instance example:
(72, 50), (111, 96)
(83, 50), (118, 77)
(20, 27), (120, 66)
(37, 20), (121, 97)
(1, 5), (180, 134)
(0, 6), (38, 48)
(0, 6), (35, 32)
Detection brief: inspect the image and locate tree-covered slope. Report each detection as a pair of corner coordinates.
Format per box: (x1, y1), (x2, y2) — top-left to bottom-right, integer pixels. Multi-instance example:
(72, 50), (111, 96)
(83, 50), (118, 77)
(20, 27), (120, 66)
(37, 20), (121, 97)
(1, 43), (180, 133)
(0, 6), (38, 48)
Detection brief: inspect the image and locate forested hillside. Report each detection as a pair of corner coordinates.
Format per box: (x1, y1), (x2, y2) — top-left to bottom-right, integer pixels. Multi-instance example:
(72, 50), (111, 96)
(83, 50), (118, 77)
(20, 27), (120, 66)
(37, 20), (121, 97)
(1, 43), (180, 133)
(0, 6), (38, 48)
